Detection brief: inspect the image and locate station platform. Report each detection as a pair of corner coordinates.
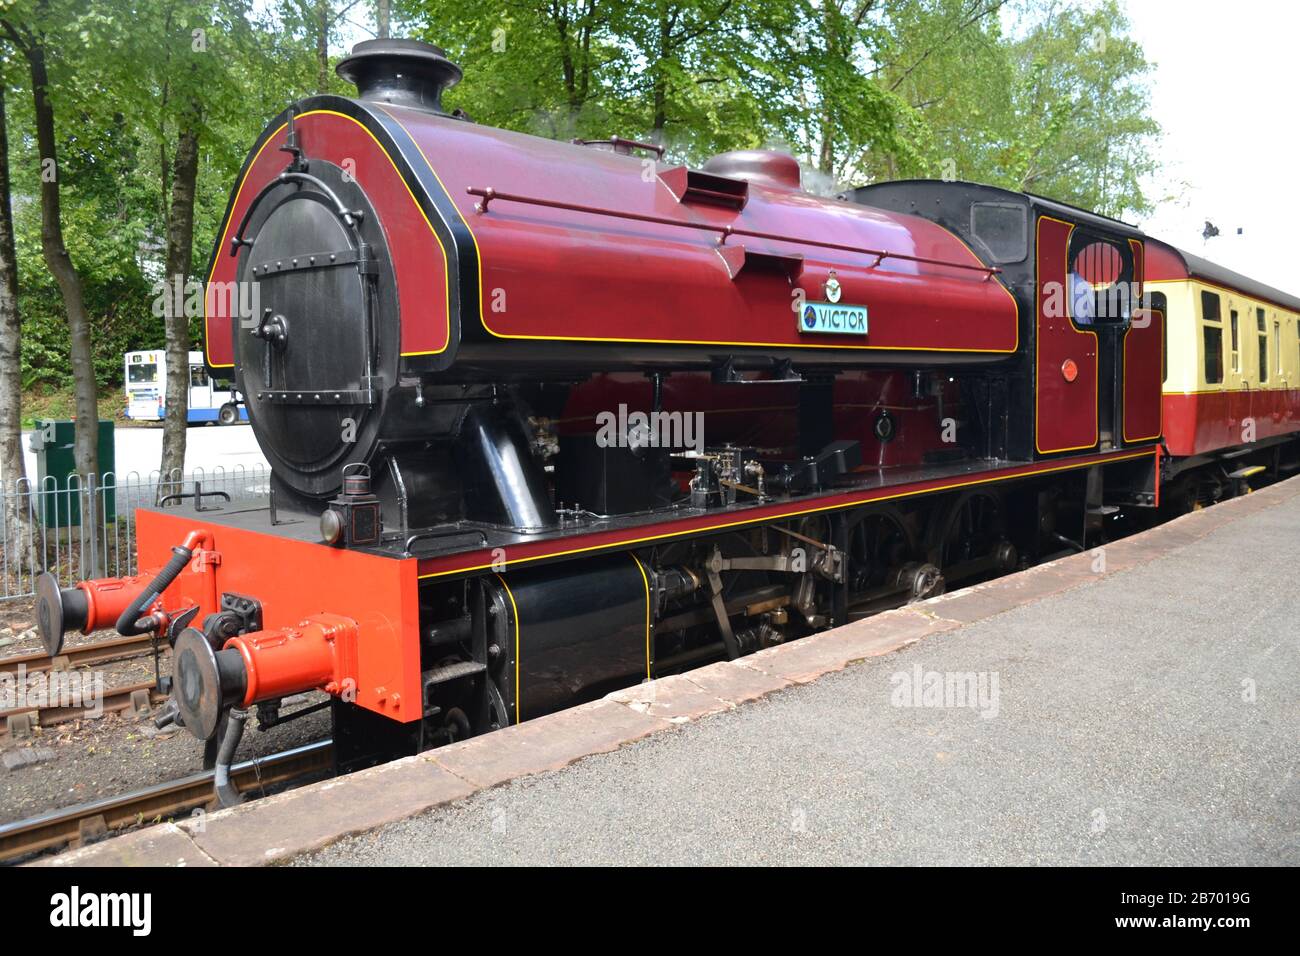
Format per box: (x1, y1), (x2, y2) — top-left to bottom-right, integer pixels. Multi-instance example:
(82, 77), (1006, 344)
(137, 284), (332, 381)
(44, 476), (1300, 867)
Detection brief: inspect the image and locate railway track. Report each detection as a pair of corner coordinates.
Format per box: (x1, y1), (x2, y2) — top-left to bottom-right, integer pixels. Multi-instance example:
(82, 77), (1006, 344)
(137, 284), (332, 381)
(0, 739), (334, 863)
(0, 632), (166, 737)
(0, 680), (168, 738)
(0, 632), (157, 678)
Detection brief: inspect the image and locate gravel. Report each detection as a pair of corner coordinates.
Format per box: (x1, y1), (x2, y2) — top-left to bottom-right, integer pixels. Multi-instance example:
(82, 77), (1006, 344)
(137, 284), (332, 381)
(0, 607), (332, 827)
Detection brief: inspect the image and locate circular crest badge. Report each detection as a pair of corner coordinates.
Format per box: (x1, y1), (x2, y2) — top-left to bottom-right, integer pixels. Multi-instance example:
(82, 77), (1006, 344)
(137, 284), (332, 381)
(824, 271), (842, 303)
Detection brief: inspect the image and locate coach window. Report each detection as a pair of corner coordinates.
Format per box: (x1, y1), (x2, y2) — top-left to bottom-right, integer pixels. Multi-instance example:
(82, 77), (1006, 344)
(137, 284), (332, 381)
(1201, 291), (1224, 385)
(1257, 307), (1268, 383)
(1273, 319), (1281, 379)
(1149, 291), (1168, 383)
(1228, 310), (1239, 372)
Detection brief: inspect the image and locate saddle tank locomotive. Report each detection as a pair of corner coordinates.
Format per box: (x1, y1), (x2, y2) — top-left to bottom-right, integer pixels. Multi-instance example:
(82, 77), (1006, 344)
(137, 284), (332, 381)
(36, 39), (1185, 794)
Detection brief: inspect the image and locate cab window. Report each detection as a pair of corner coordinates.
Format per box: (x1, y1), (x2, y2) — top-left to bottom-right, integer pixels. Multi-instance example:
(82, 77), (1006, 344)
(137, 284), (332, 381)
(1068, 231), (1133, 326)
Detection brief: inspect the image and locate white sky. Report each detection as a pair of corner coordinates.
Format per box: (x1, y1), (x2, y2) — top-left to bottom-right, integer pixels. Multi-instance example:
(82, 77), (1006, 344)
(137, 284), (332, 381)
(1124, 0), (1299, 293)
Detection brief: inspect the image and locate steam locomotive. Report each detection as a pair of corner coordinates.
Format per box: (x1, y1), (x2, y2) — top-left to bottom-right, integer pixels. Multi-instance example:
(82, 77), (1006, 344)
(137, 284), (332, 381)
(35, 39), (1300, 799)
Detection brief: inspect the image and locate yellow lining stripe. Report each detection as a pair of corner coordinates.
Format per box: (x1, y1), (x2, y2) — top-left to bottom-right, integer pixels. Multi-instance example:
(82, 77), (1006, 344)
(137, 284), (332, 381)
(203, 109), (452, 366)
(493, 572), (521, 724)
(1164, 385), (1300, 396)
(1034, 215), (1100, 454)
(629, 553), (651, 679)
(419, 448), (1156, 580)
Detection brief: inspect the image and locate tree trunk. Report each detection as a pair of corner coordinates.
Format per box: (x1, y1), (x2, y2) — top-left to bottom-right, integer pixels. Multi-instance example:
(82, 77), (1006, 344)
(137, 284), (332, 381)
(0, 79), (34, 571)
(316, 1), (330, 93)
(651, 12), (670, 140)
(819, 4), (837, 175)
(25, 35), (96, 480)
(376, 0), (389, 39)
(23, 27), (100, 553)
(159, 117), (201, 498)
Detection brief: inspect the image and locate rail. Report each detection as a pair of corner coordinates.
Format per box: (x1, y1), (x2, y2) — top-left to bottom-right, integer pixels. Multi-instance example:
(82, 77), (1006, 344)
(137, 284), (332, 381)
(0, 632), (155, 678)
(0, 739), (333, 863)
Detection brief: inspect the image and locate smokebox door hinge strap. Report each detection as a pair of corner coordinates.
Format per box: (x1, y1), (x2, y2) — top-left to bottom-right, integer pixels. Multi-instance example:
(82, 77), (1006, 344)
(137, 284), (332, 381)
(229, 173), (363, 258)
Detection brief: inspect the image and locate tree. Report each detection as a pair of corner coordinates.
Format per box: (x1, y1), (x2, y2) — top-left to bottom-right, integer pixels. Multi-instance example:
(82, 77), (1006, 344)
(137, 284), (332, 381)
(2, 1), (100, 492)
(132, 1), (218, 491)
(159, 111), (201, 490)
(609, 0), (743, 144)
(279, 0), (364, 93)
(0, 64), (33, 569)
(402, 1), (628, 140)
(866, 0), (1013, 183)
(755, 1), (918, 184)
(1001, 0), (1158, 216)
(867, 0), (1157, 215)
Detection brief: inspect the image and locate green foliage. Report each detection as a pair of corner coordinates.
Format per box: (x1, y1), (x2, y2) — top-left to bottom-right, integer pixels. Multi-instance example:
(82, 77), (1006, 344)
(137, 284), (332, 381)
(401, 0), (1159, 207)
(1002, 0), (1159, 217)
(0, 0), (1160, 395)
(1, 0), (324, 390)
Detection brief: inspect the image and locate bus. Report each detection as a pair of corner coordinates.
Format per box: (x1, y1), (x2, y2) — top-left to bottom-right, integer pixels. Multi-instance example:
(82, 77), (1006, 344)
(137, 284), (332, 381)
(124, 350), (248, 425)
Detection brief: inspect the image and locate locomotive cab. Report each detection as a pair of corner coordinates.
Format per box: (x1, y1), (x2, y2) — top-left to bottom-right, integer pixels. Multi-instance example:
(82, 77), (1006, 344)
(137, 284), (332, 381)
(850, 180), (1162, 467)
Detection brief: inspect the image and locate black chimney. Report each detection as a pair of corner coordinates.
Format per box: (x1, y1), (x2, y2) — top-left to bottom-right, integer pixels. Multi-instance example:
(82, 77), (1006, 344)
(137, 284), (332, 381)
(336, 38), (462, 114)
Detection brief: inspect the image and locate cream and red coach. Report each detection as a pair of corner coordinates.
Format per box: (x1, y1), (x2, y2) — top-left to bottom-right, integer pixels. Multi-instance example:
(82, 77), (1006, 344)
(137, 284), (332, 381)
(1145, 239), (1300, 505)
(37, 38), (1248, 797)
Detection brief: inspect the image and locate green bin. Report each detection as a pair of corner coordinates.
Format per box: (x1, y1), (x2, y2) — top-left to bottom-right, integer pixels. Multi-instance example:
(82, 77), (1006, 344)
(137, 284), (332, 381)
(28, 419), (116, 528)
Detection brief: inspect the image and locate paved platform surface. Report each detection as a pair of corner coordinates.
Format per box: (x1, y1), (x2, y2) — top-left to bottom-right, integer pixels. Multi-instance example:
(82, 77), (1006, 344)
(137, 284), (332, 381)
(45, 476), (1300, 867)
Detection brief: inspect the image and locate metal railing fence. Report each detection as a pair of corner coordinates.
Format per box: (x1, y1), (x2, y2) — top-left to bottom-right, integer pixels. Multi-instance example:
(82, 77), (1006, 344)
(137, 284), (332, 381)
(0, 466), (269, 602)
